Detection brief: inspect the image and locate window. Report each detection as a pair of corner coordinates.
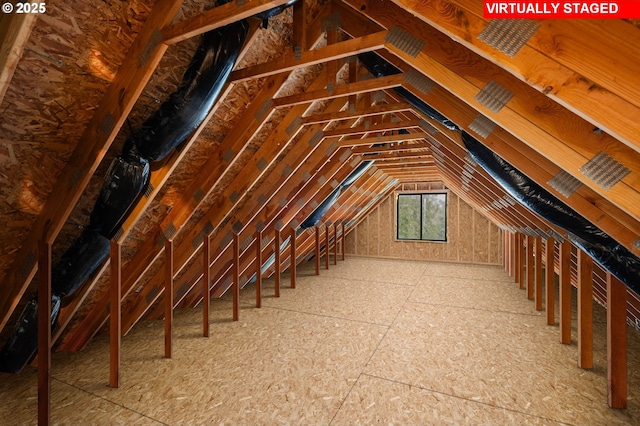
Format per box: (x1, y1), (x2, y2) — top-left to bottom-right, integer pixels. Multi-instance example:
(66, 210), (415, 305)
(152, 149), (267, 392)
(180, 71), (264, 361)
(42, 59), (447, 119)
(396, 193), (447, 241)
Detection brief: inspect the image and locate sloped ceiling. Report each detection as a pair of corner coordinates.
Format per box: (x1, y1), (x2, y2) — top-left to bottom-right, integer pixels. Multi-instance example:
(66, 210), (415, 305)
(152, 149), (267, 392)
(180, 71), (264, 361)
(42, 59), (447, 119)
(0, 0), (639, 356)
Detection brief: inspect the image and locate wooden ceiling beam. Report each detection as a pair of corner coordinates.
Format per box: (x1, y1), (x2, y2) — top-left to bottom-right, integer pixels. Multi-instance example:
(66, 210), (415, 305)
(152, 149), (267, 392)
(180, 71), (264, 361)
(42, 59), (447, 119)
(301, 101), (412, 125)
(322, 118), (423, 137)
(162, 0), (295, 45)
(231, 31), (387, 83)
(368, 151), (432, 161)
(393, 0), (640, 152)
(337, 132), (427, 147)
(0, 0), (184, 333)
(273, 73), (404, 107)
(352, 141), (431, 154)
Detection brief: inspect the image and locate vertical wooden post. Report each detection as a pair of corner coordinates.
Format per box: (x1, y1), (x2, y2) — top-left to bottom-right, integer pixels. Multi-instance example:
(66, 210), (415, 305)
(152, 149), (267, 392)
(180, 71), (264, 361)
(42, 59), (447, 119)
(514, 233), (521, 286)
(256, 230), (262, 308)
(503, 231), (507, 271)
(506, 232), (512, 277)
(512, 233), (517, 279)
(607, 273), (627, 408)
(577, 249), (593, 369)
(526, 235), (534, 300)
(202, 233), (210, 338)
(341, 223), (346, 261)
(109, 240), (121, 388)
(325, 224), (330, 270)
(559, 240), (572, 344)
(292, 0), (306, 53)
(519, 233), (526, 289)
(275, 228), (281, 297)
(233, 232), (240, 321)
(164, 238), (173, 359)
(290, 227), (297, 289)
(315, 226), (320, 275)
(546, 237), (555, 325)
(535, 235), (543, 311)
(333, 223), (338, 265)
(38, 240), (51, 426)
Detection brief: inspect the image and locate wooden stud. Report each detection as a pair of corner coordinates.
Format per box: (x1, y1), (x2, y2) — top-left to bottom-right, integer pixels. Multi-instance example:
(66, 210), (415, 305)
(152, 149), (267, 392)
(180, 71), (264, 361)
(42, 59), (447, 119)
(109, 240), (121, 388)
(509, 232), (515, 278)
(275, 228), (281, 297)
(292, 0), (306, 54)
(203, 233), (210, 338)
(607, 273), (627, 408)
(315, 226), (320, 275)
(519, 234), (526, 290)
(341, 223), (346, 261)
(577, 250), (593, 369)
(164, 238), (173, 359)
(290, 227), (297, 289)
(37, 240), (51, 426)
(256, 230), (262, 308)
(325, 224), (330, 270)
(559, 240), (572, 344)
(535, 235), (543, 311)
(233, 233), (240, 321)
(527, 235), (534, 300)
(546, 237), (555, 326)
(514, 233), (521, 285)
(333, 223), (338, 265)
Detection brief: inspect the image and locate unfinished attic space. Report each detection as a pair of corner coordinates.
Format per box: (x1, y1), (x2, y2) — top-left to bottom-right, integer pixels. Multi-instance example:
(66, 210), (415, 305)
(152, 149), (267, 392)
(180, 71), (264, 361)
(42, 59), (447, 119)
(1, 0), (640, 423)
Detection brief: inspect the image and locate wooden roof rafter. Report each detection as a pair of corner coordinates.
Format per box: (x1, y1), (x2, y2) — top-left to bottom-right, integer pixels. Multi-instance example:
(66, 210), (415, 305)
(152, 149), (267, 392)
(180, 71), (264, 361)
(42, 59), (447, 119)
(341, 0), (640, 223)
(392, 0), (640, 153)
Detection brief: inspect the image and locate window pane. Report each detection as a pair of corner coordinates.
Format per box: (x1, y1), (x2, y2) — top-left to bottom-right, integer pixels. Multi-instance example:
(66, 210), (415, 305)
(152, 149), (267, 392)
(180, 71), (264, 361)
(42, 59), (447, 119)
(421, 193), (447, 241)
(397, 194), (421, 239)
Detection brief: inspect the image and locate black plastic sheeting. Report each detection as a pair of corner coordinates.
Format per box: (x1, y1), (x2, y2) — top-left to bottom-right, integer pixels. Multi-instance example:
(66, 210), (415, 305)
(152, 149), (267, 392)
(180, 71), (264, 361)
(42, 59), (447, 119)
(0, 296), (61, 374)
(0, 2), (308, 372)
(135, 21), (250, 162)
(462, 132), (640, 296)
(301, 161), (374, 229)
(357, 52), (458, 131)
(51, 229), (111, 299)
(89, 153), (150, 239)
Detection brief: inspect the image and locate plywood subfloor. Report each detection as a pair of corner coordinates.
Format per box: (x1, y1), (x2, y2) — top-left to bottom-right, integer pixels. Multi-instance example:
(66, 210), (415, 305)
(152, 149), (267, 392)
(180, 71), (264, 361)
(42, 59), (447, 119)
(2, 256), (640, 425)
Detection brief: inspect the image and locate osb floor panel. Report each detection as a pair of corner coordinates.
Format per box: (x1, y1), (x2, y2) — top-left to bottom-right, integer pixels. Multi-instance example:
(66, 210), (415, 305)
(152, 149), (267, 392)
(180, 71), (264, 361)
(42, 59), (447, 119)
(1, 256), (640, 425)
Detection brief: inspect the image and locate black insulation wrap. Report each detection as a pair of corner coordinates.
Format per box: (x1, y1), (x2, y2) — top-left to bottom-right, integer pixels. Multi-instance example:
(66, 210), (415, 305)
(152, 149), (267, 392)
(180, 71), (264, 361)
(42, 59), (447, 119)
(51, 228), (111, 299)
(134, 21), (250, 162)
(462, 131), (640, 295)
(0, 295), (60, 374)
(89, 153), (150, 239)
(356, 52), (459, 131)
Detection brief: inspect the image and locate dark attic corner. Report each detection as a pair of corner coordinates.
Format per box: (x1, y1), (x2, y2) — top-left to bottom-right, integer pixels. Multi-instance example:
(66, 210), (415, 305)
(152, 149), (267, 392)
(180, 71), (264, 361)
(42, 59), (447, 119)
(1, 0), (640, 423)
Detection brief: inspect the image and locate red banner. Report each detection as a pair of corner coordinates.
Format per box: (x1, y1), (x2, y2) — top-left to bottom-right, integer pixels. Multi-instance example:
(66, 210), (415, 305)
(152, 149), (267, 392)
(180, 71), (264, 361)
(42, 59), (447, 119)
(484, 1), (640, 18)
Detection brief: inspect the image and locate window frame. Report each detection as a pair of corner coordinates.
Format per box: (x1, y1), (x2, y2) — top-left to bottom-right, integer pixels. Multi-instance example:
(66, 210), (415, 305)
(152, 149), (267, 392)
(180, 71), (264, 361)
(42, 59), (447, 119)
(395, 191), (448, 242)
